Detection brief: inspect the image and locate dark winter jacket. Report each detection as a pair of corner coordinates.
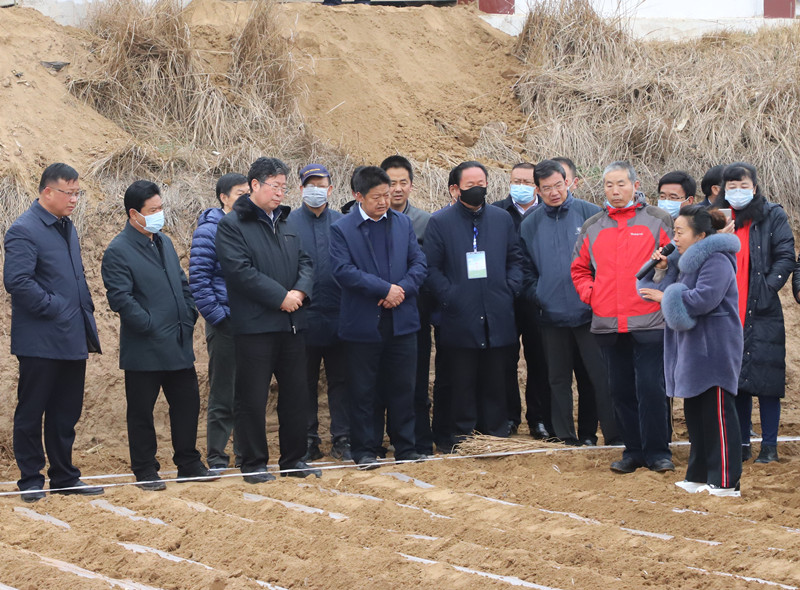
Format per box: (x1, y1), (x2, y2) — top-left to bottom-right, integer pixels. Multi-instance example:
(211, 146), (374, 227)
(287, 204), (343, 346)
(571, 194), (673, 334)
(723, 196), (794, 397)
(3, 199), (100, 360)
(330, 207), (427, 343)
(402, 201), (432, 245)
(215, 196), (314, 336)
(491, 195), (539, 232)
(102, 223), (197, 371)
(521, 194), (601, 327)
(423, 201), (524, 349)
(189, 207), (229, 326)
(638, 234), (742, 398)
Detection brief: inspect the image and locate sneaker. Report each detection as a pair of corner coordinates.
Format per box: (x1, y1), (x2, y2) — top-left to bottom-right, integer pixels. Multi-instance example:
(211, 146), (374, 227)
(649, 458), (676, 473)
(610, 457), (643, 474)
(675, 480), (705, 493)
(330, 437), (352, 461)
(303, 439), (323, 462)
(697, 483), (741, 498)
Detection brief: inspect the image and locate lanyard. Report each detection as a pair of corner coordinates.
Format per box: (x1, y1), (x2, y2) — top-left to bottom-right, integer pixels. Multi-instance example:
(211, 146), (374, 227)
(472, 225), (478, 252)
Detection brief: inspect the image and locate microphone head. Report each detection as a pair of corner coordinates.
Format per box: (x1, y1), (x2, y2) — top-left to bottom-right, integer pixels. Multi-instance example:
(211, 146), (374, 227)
(662, 243), (676, 255)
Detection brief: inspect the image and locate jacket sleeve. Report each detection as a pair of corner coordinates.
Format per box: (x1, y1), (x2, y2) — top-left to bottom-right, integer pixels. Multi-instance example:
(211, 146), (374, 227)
(680, 254), (736, 317)
(570, 225), (594, 306)
(505, 219), (524, 297)
(794, 252), (800, 303)
(636, 250), (681, 295)
(101, 244), (153, 334)
(3, 224), (63, 319)
(397, 218), (427, 297)
(520, 232), (539, 306)
(330, 223), (392, 299)
(421, 216), (453, 305)
(180, 265), (198, 324)
(189, 221), (226, 325)
(765, 206), (795, 293)
(293, 247), (314, 300)
(215, 218), (289, 310)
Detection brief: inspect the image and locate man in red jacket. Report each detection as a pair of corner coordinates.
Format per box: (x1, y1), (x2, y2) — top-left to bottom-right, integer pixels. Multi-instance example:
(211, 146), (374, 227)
(571, 161), (674, 474)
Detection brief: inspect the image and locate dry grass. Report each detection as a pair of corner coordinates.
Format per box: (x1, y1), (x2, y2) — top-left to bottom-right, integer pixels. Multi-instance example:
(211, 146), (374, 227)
(513, 0), (800, 220)
(454, 434), (559, 456)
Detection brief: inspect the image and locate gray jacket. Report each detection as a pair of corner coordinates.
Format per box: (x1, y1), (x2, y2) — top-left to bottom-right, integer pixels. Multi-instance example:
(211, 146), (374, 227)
(3, 199), (100, 359)
(102, 223), (198, 371)
(402, 201), (432, 245)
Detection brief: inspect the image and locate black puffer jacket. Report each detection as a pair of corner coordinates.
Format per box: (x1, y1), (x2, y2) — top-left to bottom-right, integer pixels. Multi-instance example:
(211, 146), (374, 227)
(727, 196), (795, 397)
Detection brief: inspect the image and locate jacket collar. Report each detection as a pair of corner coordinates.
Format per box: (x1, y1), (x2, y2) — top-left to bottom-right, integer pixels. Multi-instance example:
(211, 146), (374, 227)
(232, 193), (291, 223)
(31, 199), (62, 226)
(455, 200), (484, 219)
(299, 203), (330, 220)
(678, 233), (741, 274)
(123, 220), (158, 245)
(730, 194), (767, 229)
(544, 193), (574, 217)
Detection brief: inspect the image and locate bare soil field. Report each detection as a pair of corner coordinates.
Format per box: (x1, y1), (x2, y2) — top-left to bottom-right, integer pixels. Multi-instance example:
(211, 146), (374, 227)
(1, 2), (799, 589)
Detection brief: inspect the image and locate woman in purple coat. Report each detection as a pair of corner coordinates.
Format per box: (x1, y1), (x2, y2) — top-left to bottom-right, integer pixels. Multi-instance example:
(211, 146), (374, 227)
(639, 206), (743, 497)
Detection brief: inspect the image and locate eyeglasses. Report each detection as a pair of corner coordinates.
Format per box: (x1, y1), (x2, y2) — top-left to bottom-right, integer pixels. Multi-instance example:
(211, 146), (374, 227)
(262, 181), (287, 193)
(50, 187), (85, 199)
(510, 180), (536, 186)
(540, 181), (566, 193)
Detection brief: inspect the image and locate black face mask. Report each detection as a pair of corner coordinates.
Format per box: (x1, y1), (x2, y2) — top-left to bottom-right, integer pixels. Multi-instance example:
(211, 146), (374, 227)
(460, 186), (487, 207)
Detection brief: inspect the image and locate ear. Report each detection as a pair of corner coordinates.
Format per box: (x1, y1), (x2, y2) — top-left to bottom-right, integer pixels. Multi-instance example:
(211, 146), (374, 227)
(448, 185), (460, 200)
(327, 185), (334, 197)
(687, 196), (695, 204)
(634, 180), (641, 191)
(355, 192), (365, 203)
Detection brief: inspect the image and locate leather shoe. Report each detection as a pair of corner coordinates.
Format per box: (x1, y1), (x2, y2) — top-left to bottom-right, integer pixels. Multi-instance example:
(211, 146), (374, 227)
(610, 457), (643, 473)
(531, 422), (550, 440)
(755, 444), (779, 464)
(280, 461), (322, 478)
(581, 439), (596, 447)
(649, 458), (676, 472)
(53, 480), (104, 496)
(242, 469), (276, 484)
(356, 456), (381, 471)
(303, 439), (323, 462)
(330, 437), (352, 461)
(136, 473), (167, 491)
(741, 444), (752, 462)
(20, 486), (46, 503)
(396, 452), (427, 462)
(177, 465), (220, 482)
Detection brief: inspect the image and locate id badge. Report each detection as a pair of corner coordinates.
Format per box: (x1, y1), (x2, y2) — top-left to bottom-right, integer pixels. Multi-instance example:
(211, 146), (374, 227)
(466, 251), (488, 279)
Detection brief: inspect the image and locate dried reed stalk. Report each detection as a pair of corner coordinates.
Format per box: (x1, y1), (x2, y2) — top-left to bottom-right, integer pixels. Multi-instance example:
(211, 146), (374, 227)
(454, 434), (560, 456)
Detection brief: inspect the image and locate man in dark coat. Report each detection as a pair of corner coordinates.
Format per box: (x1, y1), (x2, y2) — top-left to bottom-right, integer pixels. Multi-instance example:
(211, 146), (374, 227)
(330, 166), (427, 469)
(424, 161), (524, 445)
(3, 163), (103, 502)
(216, 157), (320, 482)
(102, 180), (212, 491)
(287, 163), (350, 463)
(189, 172), (249, 472)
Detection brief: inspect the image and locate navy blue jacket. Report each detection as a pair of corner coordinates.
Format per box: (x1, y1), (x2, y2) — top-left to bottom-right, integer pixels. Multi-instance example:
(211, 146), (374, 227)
(638, 234), (742, 399)
(189, 207), (229, 326)
(287, 204), (343, 346)
(330, 207), (427, 343)
(3, 199), (100, 359)
(491, 195), (539, 232)
(102, 223), (197, 371)
(520, 195), (601, 327)
(423, 202), (524, 349)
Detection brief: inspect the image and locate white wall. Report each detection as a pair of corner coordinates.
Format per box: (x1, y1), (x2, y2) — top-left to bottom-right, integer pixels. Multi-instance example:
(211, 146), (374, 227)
(586, 0), (764, 19)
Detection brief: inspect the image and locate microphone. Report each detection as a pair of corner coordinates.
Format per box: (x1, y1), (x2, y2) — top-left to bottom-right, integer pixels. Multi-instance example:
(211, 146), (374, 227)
(635, 243), (676, 280)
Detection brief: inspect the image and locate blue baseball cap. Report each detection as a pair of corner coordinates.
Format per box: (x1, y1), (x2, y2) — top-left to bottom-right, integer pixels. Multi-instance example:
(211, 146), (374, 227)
(299, 164), (331, 184)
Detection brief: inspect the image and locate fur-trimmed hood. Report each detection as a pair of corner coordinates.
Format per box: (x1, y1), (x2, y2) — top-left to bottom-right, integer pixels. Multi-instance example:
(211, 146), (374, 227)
(678, 233), (740, 274)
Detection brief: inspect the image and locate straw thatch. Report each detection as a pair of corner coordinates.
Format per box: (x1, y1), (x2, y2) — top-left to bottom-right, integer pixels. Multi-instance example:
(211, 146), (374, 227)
(513, 0), (800, 221)
(454, 434), (560, 456)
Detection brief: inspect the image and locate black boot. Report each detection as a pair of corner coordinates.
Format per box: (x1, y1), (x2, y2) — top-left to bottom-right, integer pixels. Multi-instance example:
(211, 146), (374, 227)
(741, 444), (752, 463)
(754, 444), (778, 464)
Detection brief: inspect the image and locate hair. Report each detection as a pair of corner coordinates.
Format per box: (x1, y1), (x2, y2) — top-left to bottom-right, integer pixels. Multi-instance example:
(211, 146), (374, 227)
(678, 204), (727, 236)
(247, 157), (290, 191)
(700, 165), (725, 198)
(602, 160), (637, 183)
(657, 170), (696, 198)
(124, 180), (161, 217)
(353, 166), (391, 196)
(533, 159), (567, 186)
(717, 161), (763, 204)
(350, 166), (366, 193)
(551, 157), (578, 179)
(380, 155), (414, 183)
(511, 162), (535, 173)
(38, 163), (79, 193)
(215, 173), (248, 205)
(448, 160), (488, 187)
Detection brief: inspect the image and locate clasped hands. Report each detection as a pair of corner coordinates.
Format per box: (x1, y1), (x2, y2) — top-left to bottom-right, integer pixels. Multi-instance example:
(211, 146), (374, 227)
(378, 284), (405, 309)
(280, 289), (306, 313)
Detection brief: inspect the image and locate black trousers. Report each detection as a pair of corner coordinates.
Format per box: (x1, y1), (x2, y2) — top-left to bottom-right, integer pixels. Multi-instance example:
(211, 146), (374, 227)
(517, 318), (552, 432)
(346, 328), (417, 463)
(685, 387), (742, 488)
(14, 357), (86, 490)
(448, 346), (513, 439)
(205, 319), (239, 468)
(124, 368), (202, 478)
(234, 332), (308, 471)
(306, 342), (350, 442)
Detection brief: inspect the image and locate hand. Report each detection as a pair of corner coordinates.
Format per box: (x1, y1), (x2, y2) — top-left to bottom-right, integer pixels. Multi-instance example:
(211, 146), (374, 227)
(651, 250), (669, 270)
(639, 287), (663, 303)
(380, 284), (405, 308)
(280, 290), (304, 312)
(719, 219), (735, 234)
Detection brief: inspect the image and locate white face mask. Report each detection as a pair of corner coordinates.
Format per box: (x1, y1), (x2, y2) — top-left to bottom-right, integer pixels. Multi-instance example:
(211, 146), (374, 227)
(726, 188), (754, 210)
(302, 186), (328, 208)
(136, 210), (164, 233)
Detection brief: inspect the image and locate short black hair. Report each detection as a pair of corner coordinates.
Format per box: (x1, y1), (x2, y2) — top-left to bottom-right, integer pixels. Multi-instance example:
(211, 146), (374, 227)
(448, 161), (488, 187)
(657, 170), (696, 198)
(551, 157), (578, 179)
(533, 159), (566, 186)
(700, 165), (725, 198)
(39, 163), (78, 193)
(247, 157), (289, 191)
(350, 166), (366, 193)
(353, 166), (390, 196)
(679, 204), (727, 236)
(215, 173), (248, 205)
(718, 162), (763, 205)
(380, 155), (414, 183)
(124, 180), (160, 217)
(511, 162), (535, 173)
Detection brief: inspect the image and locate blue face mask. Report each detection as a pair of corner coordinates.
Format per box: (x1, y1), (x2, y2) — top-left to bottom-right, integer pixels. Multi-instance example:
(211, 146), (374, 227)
(137, 210), (164, 233)
(658, 199), (683, 219)
(302, 186), (328, 208)
(606, 199), (634, 209)
(509, 184), (536, 205)
(726, 188), (754, 210)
